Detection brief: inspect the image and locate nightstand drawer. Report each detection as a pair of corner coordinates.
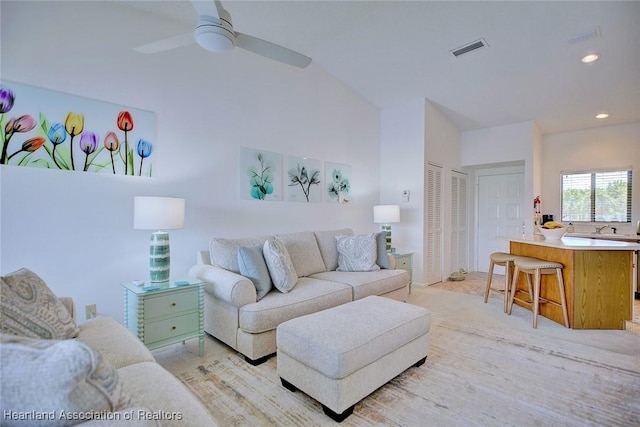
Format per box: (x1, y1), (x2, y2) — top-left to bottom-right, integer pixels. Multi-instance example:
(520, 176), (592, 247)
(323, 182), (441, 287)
(144, 289), (198, 320)
(395, 257), (411, 269)
(144, 313), (199, 344)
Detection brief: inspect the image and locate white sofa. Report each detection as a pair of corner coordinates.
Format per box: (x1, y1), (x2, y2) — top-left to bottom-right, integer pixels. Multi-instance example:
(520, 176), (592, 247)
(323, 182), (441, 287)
(189, 229), (410, 365)
(0, 268), (215, 427)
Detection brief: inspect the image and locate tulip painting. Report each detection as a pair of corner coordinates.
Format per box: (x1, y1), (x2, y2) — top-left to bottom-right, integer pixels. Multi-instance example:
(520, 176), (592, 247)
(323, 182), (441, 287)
(0, 81), (155, 176)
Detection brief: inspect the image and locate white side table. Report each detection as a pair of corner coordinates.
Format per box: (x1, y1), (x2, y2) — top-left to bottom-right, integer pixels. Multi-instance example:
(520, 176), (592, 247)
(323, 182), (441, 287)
(122, 279), (204, 357)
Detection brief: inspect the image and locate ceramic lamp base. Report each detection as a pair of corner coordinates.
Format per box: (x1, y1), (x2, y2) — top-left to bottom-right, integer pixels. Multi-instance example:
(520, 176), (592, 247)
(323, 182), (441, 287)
(149, 231), (170, 283)
(381, 224), (392, 252)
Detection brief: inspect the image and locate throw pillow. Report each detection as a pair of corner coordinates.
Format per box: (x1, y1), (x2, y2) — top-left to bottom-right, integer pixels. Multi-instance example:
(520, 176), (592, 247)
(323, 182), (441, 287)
(336, 233), (381, 272)
(0, 334), (131, 426)
(238, 245), (273, 300)
(375, 231), (392, 269)
(274, 232), (326, 277)
(262, 238), (298, 293)
(0, 268), (79, 339)
(209, 237), (266, 273)
(313, 228), (354, 271)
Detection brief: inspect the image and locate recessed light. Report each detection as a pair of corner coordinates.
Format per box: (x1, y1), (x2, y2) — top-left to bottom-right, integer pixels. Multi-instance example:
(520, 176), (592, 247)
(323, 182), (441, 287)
(581, 53), (600, 63)
(595, 113), (609, 119)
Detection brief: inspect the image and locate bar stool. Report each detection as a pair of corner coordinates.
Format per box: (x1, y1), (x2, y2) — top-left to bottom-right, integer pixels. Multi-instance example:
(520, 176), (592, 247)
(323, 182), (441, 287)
(508, 257), (569, 328)
(484, 252), (521, 313)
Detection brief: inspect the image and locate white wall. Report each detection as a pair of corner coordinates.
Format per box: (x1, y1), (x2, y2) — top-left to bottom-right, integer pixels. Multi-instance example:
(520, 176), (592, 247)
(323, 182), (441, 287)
(0, 1), (382, 321)
(461, 121), (537, 233)
(542, 122), (640, 235)
(379, 99), (461, 285)
(379, 100), (425, 282)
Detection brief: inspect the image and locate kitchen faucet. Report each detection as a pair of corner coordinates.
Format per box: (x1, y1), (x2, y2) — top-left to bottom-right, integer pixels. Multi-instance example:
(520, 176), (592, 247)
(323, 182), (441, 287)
(595, 224), (608, 234)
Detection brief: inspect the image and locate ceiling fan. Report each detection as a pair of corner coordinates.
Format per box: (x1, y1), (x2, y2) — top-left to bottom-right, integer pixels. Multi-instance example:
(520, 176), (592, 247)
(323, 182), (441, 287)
(133, 0), (312, 68)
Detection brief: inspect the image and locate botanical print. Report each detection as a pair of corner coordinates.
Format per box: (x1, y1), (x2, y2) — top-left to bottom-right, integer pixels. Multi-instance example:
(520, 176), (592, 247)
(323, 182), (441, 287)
(0, 81), (155, 176)
(325, 162), (351, 204)
(287, 155), (322, 203)
(239, 147), (282, 201)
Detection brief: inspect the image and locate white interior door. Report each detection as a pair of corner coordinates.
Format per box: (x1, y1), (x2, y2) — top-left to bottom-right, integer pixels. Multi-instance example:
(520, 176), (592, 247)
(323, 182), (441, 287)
(477, 172), (525, 273)
(425, 163), (443, 285)
(451, 170), (468, 273)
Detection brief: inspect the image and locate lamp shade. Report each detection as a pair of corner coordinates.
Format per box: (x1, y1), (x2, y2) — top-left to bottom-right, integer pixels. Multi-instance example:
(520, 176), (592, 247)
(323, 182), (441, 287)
(373, 205), (400, 224)
(134, 197), (185, 230)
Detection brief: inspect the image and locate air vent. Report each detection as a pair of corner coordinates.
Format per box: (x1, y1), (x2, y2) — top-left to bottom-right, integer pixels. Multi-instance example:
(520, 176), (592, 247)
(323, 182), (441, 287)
(451, 39), (488, 57)
(567, 27), (600, 44)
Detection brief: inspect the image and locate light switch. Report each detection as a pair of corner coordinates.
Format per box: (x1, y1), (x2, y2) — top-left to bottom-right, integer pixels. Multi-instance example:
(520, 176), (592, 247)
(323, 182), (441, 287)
(402, 190), (410, 202)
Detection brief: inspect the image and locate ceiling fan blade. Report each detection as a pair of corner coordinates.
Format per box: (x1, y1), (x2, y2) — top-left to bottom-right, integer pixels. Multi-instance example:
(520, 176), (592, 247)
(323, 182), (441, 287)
(235, 32), (312, 68)
(190, 0), (219, 18)
(134, 33), (194, 54)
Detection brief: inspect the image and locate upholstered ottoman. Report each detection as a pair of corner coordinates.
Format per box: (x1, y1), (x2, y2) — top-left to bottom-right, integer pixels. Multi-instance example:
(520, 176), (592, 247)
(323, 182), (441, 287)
(276, 295), (431, 422)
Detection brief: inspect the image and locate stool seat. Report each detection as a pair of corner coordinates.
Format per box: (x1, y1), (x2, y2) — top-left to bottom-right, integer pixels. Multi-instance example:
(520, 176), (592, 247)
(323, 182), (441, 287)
(490, 252), (520, 263)
(484, 252), (526, 313)
(514, 258), (563, 270)
(509, 256), (569, 329)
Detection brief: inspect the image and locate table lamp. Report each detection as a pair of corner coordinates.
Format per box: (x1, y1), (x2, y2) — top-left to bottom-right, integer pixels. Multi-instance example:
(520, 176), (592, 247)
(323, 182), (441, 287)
(134, 196), (185, 283)
(373, 204), (400, 252)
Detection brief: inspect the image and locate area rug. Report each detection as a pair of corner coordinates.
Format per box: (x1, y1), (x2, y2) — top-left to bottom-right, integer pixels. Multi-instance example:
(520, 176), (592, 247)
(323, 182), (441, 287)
(178, 291), (640, 426)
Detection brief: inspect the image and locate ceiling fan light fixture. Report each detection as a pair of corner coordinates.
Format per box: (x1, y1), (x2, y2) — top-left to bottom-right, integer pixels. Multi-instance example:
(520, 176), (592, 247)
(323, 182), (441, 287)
(195, 16), (235, 52)
(581, 53), (599, 63)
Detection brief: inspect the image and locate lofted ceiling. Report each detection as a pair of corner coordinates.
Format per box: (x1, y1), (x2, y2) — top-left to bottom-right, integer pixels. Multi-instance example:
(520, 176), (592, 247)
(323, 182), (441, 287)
(7, 1), (640, 135)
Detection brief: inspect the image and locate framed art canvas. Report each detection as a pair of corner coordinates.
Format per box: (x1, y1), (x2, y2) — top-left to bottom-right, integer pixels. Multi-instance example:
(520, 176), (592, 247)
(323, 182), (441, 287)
(0, 81), (156, 177)
(239, 147), (282, 201)
(325, 162), (351, 204)
(287, 155), (322, 203)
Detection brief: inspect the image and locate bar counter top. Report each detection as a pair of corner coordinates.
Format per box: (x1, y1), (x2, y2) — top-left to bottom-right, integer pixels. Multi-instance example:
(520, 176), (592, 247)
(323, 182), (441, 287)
(505, 235), (640, 251)
(505, 235), (637, 329)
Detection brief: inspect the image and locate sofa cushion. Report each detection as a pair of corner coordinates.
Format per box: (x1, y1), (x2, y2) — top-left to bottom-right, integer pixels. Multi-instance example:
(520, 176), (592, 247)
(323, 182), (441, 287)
(238, 245), (273, 300)
(0, 334), (130, 426)
(263, 238), (298, 293)
(76, 317), (155, 369)
(375, 231), (392, 269)
(239, 277), (352, 333)
(313, 228), (353, 271)
(209, 236), (269, 274)
(117, 362), (216, 426)
(0, 268), (79, 339)
(311, 269), (409, 300)
(274, 231), (326, 277)
(336, 233), (380, 272)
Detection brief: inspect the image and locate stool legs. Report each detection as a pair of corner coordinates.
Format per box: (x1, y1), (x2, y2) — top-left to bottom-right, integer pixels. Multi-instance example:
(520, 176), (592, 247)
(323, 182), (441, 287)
(484, 259), (512, 313)
(510, 265), (569, 329)
(532, 268), (542, 328)
(483, 260), (496, 303)
(555, 268), (570, 328)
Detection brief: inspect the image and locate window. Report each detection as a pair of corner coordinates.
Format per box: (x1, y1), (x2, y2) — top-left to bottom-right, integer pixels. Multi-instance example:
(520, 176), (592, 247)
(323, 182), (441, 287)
(561, 169), (632, 223)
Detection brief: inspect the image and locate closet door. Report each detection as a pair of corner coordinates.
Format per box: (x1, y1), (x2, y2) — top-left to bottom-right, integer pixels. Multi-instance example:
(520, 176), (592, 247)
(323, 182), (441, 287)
(450, 170), (468, 273)
(425, 163), (443, 285)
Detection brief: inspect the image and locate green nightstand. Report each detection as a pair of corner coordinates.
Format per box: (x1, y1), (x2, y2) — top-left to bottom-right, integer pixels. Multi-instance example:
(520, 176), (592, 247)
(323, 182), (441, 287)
(122, 279), (204, 357)
(391, 252), (413, 292)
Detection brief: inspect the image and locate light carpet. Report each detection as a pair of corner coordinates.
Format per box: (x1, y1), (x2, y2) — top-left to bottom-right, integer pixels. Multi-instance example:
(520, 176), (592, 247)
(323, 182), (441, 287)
(176, 287), (640, 426)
